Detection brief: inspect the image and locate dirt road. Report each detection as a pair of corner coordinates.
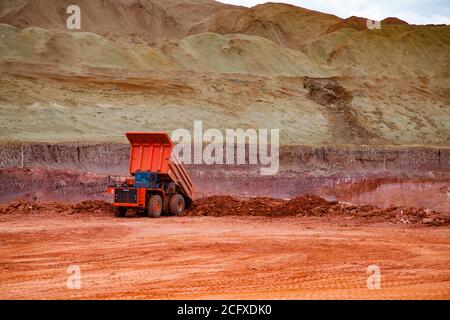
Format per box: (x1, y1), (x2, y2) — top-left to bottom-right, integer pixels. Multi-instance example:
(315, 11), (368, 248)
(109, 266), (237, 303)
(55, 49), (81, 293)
(1, 214), (449, 299)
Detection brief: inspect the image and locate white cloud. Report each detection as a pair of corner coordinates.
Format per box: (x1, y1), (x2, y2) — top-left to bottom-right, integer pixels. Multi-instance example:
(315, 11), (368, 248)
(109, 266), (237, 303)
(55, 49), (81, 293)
(217, 0), (450, 25)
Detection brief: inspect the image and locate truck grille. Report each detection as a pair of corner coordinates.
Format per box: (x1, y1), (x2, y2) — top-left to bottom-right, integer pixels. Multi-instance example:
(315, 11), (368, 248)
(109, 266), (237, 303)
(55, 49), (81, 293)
(115, 189), (137, 203)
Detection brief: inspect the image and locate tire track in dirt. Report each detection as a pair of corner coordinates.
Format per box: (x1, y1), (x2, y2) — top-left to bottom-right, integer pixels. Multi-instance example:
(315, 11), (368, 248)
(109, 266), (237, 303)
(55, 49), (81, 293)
(0, 215), (449, 299)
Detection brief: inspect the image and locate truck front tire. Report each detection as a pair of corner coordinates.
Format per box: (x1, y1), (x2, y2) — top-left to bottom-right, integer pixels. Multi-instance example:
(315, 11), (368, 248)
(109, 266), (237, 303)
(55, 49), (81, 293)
(169, 194), (185, 216)
(148, 195), (162, 218)
(114, 206), (127, 218)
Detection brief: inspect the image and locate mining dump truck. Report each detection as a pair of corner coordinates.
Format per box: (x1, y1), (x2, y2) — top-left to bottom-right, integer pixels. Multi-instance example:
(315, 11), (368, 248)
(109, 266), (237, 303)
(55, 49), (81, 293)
(108, 132), (195, 218)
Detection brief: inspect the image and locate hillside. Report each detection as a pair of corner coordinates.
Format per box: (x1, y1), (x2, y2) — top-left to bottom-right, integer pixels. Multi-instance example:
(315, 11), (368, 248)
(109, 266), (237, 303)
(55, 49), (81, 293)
(0, 24), (333, 76)
(0, 0), (448, 146)
(188, 3), (342, 51)
(307, 25), (450, 78)
(0, 0), (230, 43)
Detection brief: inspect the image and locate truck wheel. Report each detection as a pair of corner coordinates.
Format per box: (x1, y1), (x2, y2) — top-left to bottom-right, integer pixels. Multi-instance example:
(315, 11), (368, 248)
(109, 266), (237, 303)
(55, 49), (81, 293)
(169, 194), (185, 216)
(148, 195), (162, 218)
(114, 206), (127, 217)
(162, 195), (170, 215)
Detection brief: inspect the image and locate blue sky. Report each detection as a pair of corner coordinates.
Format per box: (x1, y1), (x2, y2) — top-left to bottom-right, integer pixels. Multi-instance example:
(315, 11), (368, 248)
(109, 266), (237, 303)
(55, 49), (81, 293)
(217, 0), (450, 24)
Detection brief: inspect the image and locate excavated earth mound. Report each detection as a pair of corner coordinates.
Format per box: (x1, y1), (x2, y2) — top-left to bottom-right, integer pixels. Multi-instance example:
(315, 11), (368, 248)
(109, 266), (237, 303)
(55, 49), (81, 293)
(187, 195), (450, 226)
(0, 200), (111, 216)
(1, 195), (448, 226)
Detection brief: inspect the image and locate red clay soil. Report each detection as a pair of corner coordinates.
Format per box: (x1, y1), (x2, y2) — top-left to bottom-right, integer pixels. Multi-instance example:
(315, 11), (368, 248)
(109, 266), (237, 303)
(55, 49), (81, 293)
(1, 196), (449, 299)
(1, 214), (449, 299)
(188, 195), (450, 226)
(317, 177), (450, 212)
(2, 195), (449, 226)
(0, 200), (111, 216)
(0, 167), (110, 203)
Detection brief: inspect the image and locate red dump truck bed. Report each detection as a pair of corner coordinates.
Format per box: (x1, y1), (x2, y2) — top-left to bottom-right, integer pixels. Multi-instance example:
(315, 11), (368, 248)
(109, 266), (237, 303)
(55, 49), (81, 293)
(126, 132), (195, 201)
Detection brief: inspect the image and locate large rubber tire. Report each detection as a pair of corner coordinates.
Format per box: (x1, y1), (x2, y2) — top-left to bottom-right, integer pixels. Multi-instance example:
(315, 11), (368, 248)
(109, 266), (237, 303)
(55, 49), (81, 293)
(148, 195), (162, 218)
(169, 194), (185, 216)
(113, 206), (127, 218)
(162, 195), (170, 215)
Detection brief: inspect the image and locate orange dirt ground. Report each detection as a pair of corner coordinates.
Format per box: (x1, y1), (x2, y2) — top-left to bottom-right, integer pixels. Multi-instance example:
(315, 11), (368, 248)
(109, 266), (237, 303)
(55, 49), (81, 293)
(0, 201), (449, 299)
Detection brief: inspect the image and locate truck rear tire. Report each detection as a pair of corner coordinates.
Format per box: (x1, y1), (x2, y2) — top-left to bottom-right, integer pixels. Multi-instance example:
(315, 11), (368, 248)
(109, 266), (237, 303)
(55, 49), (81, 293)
(148, 195), (162, 218)
(169, 194), (185, 216)
(114, 206), (127, 217)
(162, 195), (170, 215)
